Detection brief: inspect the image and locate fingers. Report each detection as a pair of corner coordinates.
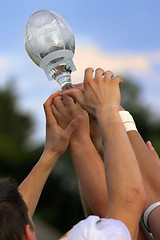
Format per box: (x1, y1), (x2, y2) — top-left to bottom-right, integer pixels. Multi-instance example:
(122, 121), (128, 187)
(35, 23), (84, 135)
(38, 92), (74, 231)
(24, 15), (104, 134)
(84, 67), (94, 78)
(104, 70), (114, 80)
(84, 68), (121, 84)
(84, 68), (122, 85)
(73, 83), (84, 93)
(146, 141), (160, 164)
(84, 67), (94, 86)
(62, 93), (75, 108)
(115, 76), (123, 85)
(51, 96), (63, 121)
(43, 91), (61, 121)
(62, 89), (85, 106)
(104, 71), (122, 86)
(95, 68), (105, 79)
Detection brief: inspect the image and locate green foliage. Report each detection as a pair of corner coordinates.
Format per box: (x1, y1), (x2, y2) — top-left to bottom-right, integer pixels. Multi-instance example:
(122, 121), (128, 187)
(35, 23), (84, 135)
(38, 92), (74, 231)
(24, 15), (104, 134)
(0, 82), (33, 164)
(0, 81), (39, 185)
(120, 77), (160, 156)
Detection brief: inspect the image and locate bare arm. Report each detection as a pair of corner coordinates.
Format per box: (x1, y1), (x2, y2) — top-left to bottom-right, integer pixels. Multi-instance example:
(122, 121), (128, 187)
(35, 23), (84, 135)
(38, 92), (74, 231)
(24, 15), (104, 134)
(127, 129), (160, 240)
(71, 84), (106, 217)
(69, 137), (108, 217)
(52, 92), (108, 217)
(118, 107), (159, 239)
(66, 68), (146, 240)
(18, 92), (81, 218)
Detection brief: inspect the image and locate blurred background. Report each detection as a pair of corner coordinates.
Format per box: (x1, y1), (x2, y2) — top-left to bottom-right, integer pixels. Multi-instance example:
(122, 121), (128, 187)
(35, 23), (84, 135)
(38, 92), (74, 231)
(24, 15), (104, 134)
(0, 0), (160, 239)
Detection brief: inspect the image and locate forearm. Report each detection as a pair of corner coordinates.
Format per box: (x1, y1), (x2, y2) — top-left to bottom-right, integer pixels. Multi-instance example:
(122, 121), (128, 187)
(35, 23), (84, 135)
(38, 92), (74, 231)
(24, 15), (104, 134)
(90, 137), (104, 160)
(89, 117), (104, 160)
(128, 131), (160, 192)
(97, 107), (145, 211)
(78, 184), (94, 217)
(69, 138), (108, 217)
(18, 150), (58, 217)
(128, 130), (160, 240)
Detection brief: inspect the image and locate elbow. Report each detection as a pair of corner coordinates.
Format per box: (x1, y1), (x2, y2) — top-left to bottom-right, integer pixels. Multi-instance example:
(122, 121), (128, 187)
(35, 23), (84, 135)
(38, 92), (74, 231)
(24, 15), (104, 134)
(125, 187), (147, 211)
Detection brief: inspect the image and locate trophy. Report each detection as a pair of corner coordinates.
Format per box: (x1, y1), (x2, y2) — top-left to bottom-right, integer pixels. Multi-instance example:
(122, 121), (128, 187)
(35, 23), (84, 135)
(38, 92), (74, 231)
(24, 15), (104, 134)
(24, 9), (76, 91)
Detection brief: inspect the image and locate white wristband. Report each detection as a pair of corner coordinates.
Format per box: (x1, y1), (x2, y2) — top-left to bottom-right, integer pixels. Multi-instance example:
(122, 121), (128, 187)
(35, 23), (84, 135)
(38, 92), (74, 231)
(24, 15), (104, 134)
(143, 201), (160, 232)
(119, 111), (137, 132)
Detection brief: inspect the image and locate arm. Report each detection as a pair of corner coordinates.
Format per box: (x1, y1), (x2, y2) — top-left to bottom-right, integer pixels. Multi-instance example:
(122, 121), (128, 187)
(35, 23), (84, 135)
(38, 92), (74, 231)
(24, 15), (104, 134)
(73, 84), (105, 217)
(121, 115), (160, 240)
(66, 68), (146, 240)
(146, 141), (160, 166)
(52, 92), (108, 217)
(69, 134), (108, 217)
(18, 92), (81, 218)
(77, 115), (105, 217)
(89, 115), (104, 160)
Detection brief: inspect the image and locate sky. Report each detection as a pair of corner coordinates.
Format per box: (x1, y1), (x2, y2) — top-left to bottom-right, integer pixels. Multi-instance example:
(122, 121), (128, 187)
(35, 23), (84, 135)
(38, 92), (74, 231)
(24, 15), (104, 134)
(0, 0), (160, 144)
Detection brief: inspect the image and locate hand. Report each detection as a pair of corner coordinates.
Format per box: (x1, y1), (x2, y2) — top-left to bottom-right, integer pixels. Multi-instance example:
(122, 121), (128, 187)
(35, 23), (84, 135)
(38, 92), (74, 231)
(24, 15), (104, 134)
(146, 141), (160, 166)
(43, 92), (82, 157)
(52, 92), (90, 144)
(73, 83), (84, 93)
(74, 82), (104, 155)
(83, 68), (123, 114)
(63, 68), (123, 116)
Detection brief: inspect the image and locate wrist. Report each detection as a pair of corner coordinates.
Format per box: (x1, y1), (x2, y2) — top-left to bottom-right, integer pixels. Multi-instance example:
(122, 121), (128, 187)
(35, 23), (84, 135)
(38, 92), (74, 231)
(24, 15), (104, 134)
(70, 131), (90, 145)
(96, 105), (120, 125)
(41, 149), (60, 166)
(69, 137), (92, 151)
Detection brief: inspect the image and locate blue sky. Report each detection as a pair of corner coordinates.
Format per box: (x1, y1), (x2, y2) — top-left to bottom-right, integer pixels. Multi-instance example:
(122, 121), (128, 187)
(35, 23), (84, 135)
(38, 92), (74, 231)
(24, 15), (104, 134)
(0, 0), (160, 144)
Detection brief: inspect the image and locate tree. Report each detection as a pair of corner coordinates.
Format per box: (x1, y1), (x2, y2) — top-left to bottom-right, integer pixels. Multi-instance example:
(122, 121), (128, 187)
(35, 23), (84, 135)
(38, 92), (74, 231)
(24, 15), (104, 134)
(120, 77), (160, 154)
(0, 81), (36, 174)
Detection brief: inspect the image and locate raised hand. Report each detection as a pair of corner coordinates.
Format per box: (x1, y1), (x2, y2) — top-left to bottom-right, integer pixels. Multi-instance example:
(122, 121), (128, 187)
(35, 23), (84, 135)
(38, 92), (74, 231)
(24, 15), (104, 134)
(62, 68), (123, 117)
(52, 92), (90, 145)
(44, 92), (82, 157)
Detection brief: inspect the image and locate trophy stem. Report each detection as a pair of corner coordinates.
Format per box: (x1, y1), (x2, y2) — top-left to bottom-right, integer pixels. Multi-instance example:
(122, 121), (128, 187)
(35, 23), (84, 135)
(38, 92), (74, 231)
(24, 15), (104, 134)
(44, 64), (73, 91)
(55, 71), (73, 91)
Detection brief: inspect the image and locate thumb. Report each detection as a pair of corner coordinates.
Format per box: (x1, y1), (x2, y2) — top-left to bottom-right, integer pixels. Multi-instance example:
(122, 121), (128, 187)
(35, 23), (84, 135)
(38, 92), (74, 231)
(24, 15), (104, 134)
(63, 115), (82, 139)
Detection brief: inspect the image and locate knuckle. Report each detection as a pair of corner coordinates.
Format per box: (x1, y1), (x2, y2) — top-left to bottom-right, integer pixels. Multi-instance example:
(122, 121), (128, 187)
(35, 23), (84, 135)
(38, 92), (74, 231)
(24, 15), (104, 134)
(85, 67), (94, 72)
(106, 70), (113, 76)
(54, 96), (61, 102)
(115, 76), (123, 83)
(115, 76), (121, 80)
(96, 67), (104, 72)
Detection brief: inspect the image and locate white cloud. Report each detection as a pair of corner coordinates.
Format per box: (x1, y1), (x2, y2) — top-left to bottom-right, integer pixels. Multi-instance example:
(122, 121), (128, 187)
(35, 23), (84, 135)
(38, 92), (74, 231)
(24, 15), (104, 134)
(71, 44), (160, 84)
(0, 57), (8, 66)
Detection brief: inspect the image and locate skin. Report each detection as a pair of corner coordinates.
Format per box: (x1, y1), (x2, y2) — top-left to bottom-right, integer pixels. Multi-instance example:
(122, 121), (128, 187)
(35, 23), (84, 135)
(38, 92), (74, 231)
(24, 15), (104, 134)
(51, 93), (108, 217)
(59, 68), (146, 240)
(18, 92), (82, 240)
(72, 82), (160, 240)
(19, 68), (159, 240)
